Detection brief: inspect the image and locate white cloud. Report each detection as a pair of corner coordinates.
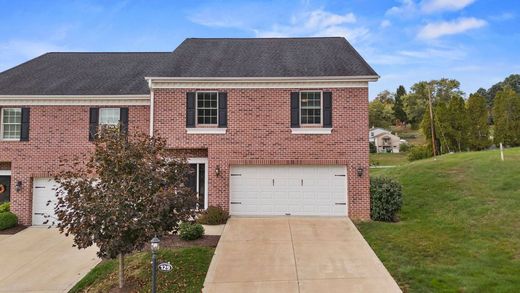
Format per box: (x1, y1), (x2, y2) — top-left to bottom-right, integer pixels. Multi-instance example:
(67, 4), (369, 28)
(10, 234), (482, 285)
(386, 0), (417, 16)
(418, 17), (487, 39)
(421, 0), (476, 13)
(386, 0), (476, 16)
(254, 9), (368, 42)
(380, 20), (392, 28)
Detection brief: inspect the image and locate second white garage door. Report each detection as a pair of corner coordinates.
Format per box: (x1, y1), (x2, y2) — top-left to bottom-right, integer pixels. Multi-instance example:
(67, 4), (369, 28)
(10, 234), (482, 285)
(230, 165), (347, 216)
(32, 178), (61, 226)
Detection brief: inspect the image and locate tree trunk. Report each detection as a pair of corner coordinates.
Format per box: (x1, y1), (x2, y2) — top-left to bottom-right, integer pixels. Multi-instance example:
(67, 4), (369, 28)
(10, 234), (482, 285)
(119, 253), (124, 289)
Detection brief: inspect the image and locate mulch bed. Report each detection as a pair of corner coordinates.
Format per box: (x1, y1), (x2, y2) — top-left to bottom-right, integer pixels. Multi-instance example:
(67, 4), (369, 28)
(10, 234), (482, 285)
(0, 224), (27, 235)
(142, 235), (220, 250)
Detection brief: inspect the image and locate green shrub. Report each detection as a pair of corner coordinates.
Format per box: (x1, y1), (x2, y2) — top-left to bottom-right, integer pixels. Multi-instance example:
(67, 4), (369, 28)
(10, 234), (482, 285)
(197, 206), (229, 225)
(178, 222), (204, 241)
(0, 212), (18, 230)
(399, 143), (410, 152)
(0, 202), (10, 213)
(369, 142), (377, 153)
(407, 145), (433, 161)
(370, 177), (403, 222)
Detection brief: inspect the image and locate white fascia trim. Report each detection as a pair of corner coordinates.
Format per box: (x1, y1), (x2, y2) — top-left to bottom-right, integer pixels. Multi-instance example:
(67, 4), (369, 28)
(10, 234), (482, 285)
(291, 128), (332, 135)
(186, 128), (227, 135)
(0, 95), (150, 106)
(145, 76), (378, 89)
(0, 170), (12, 176)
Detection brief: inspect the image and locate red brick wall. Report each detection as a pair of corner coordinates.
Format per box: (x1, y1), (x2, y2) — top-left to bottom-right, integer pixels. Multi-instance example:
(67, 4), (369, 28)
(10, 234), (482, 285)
(153, 88), (370, 220)
(0, 105), (149, 225)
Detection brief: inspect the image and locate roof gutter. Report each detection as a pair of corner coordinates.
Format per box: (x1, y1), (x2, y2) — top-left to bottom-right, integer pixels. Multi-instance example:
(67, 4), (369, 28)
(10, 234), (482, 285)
(0, 94), (150, 106)
(145, 75), (380, 82)
(145, 75), (379, 89)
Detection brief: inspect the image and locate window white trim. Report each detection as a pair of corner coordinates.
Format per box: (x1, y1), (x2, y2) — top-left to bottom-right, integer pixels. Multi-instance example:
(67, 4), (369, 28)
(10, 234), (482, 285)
(186, 128), (226, 134)
(1, 108), (21, 141)
(0, 170), (11, 176)
(299, 91), (323, 126)
(195, 91), (219, 127)
(291, 128), (332, 135)
(187, 158), (209, 210)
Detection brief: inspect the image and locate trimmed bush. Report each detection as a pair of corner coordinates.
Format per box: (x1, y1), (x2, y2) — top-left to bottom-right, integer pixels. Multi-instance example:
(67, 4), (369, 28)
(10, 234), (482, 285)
(370, 177), (403, 222)
(178, 222), (205, 241)
(369, 142), (377, 153)
(407, 145), (433, 161)
(0, 202), (10, 213)
(196, 206), (229, 225)
(399, 143), (410, 153)
(0, 212), (18, 230)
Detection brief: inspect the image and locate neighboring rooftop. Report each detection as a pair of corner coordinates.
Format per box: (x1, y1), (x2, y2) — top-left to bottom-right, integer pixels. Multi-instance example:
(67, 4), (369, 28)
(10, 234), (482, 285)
(0, 37), (378, 95)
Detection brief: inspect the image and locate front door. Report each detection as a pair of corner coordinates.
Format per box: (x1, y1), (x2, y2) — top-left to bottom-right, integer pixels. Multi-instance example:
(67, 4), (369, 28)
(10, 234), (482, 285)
(187, 163), (206, 210)
(0, 176), (10, 202)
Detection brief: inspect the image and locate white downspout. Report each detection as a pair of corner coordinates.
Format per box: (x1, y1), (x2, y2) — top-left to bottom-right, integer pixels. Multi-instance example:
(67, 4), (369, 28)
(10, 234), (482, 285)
(148, 79), (154, 136)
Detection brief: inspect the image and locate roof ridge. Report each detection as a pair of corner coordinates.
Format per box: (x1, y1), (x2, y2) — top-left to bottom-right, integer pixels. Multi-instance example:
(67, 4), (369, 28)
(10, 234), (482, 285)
(187, 37), (345, 40)
(45, 51), (172, 54)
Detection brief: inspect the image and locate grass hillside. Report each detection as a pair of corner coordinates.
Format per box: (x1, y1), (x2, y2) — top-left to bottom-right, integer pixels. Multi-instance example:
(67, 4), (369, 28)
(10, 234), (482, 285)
(358, 148), (520, 292)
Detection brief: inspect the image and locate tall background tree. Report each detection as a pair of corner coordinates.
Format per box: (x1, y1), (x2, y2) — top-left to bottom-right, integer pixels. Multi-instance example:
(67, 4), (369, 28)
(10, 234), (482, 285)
(493, 87), (520, 146)
(369, 90), (395, 128)
(466, 93), (491, 150)
(53, 129), (197, 289)
(393, 85), (408, 125)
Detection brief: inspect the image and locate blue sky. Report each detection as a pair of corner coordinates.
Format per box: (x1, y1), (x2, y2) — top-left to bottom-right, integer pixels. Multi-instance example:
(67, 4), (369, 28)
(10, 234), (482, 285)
(0, 0), (518, 98)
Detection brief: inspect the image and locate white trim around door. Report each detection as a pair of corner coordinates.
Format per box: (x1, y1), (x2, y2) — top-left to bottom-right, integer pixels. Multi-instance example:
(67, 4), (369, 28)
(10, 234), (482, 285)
(187, 158), (209, 209)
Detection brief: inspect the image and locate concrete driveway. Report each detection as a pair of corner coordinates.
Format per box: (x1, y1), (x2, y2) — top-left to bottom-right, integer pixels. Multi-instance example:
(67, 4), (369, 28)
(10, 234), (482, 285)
(203, 217), (401, 293)
(0, 227), (99, 292)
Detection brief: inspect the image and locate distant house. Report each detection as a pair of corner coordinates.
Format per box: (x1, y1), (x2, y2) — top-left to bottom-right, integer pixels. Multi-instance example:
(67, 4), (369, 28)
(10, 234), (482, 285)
(369, 128), (402, 153)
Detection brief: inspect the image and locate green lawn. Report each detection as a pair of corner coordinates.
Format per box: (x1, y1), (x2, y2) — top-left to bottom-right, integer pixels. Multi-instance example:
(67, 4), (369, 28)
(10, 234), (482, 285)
(358, 148), (520, 292)
(69, 247), (214, 293)
(370, 152), (408, 166)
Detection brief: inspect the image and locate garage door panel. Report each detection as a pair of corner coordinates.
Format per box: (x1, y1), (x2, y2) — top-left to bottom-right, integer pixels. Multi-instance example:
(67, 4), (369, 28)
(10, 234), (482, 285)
(230, 165), (347, 217)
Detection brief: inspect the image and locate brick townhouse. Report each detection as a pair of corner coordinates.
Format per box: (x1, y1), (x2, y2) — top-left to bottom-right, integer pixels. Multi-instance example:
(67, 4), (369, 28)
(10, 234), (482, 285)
(0, 37), (378, 226)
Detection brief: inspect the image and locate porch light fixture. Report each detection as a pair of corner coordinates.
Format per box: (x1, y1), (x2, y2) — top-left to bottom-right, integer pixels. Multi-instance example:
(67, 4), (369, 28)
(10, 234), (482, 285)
(15, 181), (22, 192)
(215, 165), (221, 177)
(356, 167), (364, 177)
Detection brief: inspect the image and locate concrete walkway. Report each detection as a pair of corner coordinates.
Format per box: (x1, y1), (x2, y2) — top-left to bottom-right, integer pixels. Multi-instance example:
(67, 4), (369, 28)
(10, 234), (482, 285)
(203, 217), (401, 293)
(0, 227), (99, 292)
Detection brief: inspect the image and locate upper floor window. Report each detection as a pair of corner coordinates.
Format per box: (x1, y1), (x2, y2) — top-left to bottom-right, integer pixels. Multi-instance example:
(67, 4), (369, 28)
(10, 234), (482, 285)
(196, 92), (218, 125)
(300, 91), (322, 125)
(1, 108), (22, 140)
(98, 108), (121, 126)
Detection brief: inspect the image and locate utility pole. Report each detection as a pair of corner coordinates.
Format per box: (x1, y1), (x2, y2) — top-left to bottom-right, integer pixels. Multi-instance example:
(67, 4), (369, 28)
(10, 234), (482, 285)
(428, 85), (437, 157)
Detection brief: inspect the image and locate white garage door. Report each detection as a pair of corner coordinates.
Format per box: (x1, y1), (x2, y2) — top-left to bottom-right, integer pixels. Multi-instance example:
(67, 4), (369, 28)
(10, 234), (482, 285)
(230, 165), (347, 216)
(32, 178), (61, 226)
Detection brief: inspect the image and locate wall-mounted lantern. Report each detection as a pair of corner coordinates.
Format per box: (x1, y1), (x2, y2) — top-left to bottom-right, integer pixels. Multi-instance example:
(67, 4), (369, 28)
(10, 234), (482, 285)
(15, 181), (22, 192)
(215, 165), (221, 177)
(356, 167), (364, 177)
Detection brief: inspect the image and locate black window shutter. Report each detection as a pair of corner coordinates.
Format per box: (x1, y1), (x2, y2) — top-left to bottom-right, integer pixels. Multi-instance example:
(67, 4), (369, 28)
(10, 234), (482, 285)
(218, 92), (227, 128)
(323, 92), (332, 128)
(120, 107), (129, 135)
(20, 108), (30, 141)
(186, 92), (196, 127)
(89, 108), (99, 141)
(290, 92), (300, 128)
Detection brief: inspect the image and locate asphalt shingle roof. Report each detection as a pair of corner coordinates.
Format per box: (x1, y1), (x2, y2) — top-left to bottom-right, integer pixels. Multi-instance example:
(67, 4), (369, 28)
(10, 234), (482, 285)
(0, 37), (378, 95)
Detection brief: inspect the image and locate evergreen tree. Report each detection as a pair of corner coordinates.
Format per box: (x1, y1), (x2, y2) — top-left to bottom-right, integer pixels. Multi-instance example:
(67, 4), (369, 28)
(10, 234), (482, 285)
(393, 85), (408, 124)
(493, 87), (520, 146)
(466, 93), (491, 150)
(447, 95), (469, 152)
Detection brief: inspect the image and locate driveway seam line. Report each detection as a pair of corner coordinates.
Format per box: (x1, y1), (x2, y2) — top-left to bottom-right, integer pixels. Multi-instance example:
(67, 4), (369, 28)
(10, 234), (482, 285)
(288, 217), (301, 293)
